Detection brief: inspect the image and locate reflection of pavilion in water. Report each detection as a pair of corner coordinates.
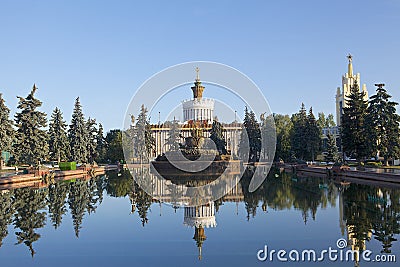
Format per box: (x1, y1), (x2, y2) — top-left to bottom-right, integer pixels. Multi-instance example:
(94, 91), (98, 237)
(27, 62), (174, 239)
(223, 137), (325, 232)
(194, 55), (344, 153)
(129, 166), (244, 260)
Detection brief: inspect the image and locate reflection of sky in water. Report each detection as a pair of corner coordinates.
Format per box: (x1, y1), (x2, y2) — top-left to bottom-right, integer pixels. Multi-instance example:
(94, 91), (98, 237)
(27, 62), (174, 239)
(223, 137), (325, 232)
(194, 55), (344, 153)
(0, 173), (399, 267)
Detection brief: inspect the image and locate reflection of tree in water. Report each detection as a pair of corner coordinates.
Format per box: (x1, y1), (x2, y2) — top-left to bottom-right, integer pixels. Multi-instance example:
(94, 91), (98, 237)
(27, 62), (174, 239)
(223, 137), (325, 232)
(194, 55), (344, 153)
(105, 170), (132, 197)
(47, 183), (68, 229)
(68, 179), (88, 237)
(0, 190), (14, 247)
(12, 187), (47, 257)
(240, 170), (338, 223)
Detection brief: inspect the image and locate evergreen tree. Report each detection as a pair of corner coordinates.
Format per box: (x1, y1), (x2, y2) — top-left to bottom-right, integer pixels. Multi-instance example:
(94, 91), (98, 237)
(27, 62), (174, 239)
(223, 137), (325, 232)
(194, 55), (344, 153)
(48, 107), (70, 162)
(96, 123), (106, 163)
(365, 84), (400, 166)
(260, 114), (276, 161)
(341, 81), (369, 162)
(133, 105), (155, 162)
(239, 107), (261, 162)
(291, 103), (308, 160)
(86, 117), (98, 163)
(0, 93), (14, 170)
(68, 97), (88, 163)
(306, 107), (321, 161)
(325, 133), (338, 162)
(326, 114), (336, 127)
(210, 120), (227, 155)
(14, 84), (48, 166)
(13, 187), (47, 257)
(165, 118), (181, 151)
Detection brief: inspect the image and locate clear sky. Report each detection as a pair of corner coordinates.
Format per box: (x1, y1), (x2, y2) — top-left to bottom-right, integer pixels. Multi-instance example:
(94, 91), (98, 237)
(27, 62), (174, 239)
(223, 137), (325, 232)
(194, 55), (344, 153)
(1, 0), (400, 131)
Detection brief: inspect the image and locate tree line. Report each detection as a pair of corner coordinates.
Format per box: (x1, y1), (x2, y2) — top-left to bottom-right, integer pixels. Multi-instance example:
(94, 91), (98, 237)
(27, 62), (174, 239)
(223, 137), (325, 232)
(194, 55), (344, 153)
(0, 84), (123, 169)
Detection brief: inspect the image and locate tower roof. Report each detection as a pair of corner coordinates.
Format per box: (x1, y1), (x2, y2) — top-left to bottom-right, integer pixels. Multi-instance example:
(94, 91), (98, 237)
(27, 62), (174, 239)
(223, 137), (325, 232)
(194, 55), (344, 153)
(191, 67), (205, 99)
(347, 53), (353, 77)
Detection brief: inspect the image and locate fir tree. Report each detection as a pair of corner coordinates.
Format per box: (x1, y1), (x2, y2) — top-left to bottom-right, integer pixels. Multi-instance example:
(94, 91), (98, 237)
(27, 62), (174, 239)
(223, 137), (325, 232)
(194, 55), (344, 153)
(325, 133), (338, 162)
(96, 123), (106, 163)
(133, 105), (155, 163)
(68, 97), (88, 163)
(86, 117), (98, 163)
(14, 84), (48, 166)
(0, 93), (14, 170)
(291, 103), (308, 160)
(365, 84), (400, 166)
(306, 107), (321, 161)
(48, 107), (70, 162)
(341, 81), (369, 162)
(210, 120), (227, 155)
(165, 118), (181, 151)
(104, 130), (124, 163)
(239, 107), (261, 162)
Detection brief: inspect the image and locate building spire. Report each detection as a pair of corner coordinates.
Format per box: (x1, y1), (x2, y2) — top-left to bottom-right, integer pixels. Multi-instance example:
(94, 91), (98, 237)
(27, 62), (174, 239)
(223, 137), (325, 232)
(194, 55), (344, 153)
(191, 67), (205, 99)
(195, 67), (200, 81)
(347, 53), (353, 77)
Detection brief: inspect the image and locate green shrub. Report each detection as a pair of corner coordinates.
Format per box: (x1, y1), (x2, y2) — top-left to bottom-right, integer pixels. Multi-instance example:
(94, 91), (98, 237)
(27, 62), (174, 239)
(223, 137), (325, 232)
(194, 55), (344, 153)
(59, 162), (76, 171)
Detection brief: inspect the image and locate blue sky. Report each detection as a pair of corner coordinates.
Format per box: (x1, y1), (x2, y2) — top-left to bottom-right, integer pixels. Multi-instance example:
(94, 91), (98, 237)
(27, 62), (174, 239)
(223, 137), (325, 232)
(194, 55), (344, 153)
(1, 0), (400, 131)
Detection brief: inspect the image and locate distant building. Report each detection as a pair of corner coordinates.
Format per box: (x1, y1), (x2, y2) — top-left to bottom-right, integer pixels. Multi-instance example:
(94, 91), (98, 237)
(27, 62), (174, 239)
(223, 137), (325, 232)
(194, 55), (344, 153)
(150, 69), (241, 158)
(335, 54), (368, 126)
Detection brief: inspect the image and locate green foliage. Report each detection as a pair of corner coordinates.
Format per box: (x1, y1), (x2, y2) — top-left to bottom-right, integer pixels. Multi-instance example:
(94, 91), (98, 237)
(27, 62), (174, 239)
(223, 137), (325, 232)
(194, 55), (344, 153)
(317, 112), (336, 128)
(239, 107), (261, 162)
(260, 114), (276, 162)
(105, 130), (124, 163)
(325, 133), (338, 162)
(291, 104), (320, 161)
(86, 117), (98, 163)
(273, 114), (293, 162)
(0, 94), (14, 169)
(306, 108), (321, 161)
(210, 120), (227, 155)
(96, 123), (107, 163)
(132, 105), (155, 162)
(341, 81), (369, 161)
(365, 84), (400, 166)
(14, 85), (49, 166)
(165, 118), (181, 151)
(68, 97), (88, 163)
(48, 107), (70, 162)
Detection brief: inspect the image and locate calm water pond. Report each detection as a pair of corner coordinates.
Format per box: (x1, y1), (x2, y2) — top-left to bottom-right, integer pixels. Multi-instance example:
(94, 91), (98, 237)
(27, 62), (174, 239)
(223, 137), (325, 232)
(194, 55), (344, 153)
(0, 169), (399, 267)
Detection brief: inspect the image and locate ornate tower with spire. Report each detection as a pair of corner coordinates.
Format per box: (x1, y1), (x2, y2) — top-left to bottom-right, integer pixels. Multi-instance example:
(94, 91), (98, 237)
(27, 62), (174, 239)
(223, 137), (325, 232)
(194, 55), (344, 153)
(335, 54), (368, 126)
(182, 68), (215, 123)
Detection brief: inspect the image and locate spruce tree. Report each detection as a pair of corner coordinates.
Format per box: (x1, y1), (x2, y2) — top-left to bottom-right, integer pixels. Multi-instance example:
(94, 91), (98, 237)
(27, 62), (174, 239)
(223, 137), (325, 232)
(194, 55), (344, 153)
(325, 133), (338, 162)
(341, 81), (369, 162)
(133, 105), (155, 163)
(0, 93), (14, 169)
(365, 84), (400, 166)
(96, 123), (106, 163)
(48, 107), (70, 162)
(291, 103), (308, 160)
(14, 84), (48, 166)
(239, 107), (261, 162)
(306, 107), (321, 161)
(165, 118), (181, 151)
(273, 114), (293, 162)
(86, 117), (97, 163)
(68, 97), (88, 163)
